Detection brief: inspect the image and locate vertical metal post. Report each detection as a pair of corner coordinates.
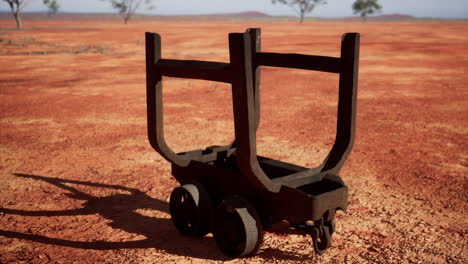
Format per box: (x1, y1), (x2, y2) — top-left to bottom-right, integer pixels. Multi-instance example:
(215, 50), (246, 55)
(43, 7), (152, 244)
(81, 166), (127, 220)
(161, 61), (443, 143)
(248, 28), (261, 130)
(322, 33), (360, 173)
(229, 32), (280, 193)
(146, 32), (188, 167)
(229, 32), (256, 168)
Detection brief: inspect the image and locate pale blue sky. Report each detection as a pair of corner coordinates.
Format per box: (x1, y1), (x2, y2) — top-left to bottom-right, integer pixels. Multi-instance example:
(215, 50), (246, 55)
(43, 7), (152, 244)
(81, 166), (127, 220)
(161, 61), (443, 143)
(1, 0), (468, 18)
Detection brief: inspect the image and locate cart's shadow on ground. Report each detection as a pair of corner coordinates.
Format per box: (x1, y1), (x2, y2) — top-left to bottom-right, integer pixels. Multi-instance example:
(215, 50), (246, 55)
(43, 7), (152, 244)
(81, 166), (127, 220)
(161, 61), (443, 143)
(0, 173), (307, 261)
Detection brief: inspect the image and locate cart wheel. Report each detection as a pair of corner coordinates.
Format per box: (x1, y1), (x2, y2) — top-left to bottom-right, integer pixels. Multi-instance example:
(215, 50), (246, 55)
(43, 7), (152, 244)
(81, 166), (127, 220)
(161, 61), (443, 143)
(212, 197), (263, 258)
(169, 183), (211, 237)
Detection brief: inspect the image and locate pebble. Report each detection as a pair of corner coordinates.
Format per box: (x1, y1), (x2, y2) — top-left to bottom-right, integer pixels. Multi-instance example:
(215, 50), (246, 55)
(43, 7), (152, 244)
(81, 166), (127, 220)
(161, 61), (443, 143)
(368, 246), (379, 252)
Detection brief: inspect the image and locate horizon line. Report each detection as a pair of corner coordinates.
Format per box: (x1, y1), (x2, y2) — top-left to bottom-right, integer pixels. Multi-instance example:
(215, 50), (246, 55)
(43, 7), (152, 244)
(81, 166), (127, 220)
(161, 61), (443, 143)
(0, 11), (467, 20)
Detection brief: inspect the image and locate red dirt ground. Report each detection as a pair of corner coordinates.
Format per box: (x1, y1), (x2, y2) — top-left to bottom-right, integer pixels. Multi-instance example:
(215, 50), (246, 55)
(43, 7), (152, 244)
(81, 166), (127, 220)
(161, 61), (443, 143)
(0, 19), (467, 264)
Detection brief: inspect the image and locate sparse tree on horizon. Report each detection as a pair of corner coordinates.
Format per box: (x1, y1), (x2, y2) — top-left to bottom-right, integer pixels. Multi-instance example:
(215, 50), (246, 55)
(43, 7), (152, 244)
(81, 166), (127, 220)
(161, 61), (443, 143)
(43, 0), (59, 16)
(1, 0), (59, 29)
(104, 0), (154, 24)
(2, 0), (28, 29)
(271, 0), (326, 24)
(352, 0), (382, 21)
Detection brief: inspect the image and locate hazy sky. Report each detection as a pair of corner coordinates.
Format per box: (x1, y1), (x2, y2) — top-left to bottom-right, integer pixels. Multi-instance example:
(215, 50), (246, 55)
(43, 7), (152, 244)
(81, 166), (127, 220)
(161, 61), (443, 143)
(2, 0), (468, 18)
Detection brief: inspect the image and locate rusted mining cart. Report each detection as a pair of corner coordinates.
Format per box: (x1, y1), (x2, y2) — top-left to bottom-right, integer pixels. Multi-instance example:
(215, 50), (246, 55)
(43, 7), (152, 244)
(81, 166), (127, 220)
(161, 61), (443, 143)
(146, 28), (359, 258)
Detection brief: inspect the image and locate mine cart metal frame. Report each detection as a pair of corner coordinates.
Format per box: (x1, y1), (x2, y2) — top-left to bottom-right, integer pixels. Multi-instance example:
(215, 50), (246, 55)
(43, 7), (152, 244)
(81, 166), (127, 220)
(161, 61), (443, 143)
(145, 28), (359, 258)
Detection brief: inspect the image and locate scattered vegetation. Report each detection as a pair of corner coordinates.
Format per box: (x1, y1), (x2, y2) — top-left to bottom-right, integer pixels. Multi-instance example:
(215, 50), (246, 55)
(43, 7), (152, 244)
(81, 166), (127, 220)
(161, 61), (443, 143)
(352, 0), (382, 21)
(43, 0), (60, 16)
(71, 45), (112, 54)
(103, 0), (155, 24)
(2, 0), (61, 29)
(2, 0), (27, 29)
(135, 39), (143, 45)
(0, 35), (124, 55)
(0, 35), (35, 46)
(271, 0), (327, 24)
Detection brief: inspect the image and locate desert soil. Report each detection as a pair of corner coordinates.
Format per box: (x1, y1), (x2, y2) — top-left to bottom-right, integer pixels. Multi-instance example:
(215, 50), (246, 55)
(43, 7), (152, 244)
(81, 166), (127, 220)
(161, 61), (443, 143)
(0, 19), (467, 264)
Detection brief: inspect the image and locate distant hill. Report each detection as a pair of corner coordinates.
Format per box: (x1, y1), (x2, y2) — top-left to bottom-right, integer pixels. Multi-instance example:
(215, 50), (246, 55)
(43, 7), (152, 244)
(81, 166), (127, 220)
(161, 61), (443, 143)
(317, 13), (415, 21)
(0, 11), (272, 21)
(234, 11), (270, 17)
(173, 11), (271, 20)
(0, 11), (463, 22)
(379, 13), (415, 20)
(364, 13), (415, 21)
